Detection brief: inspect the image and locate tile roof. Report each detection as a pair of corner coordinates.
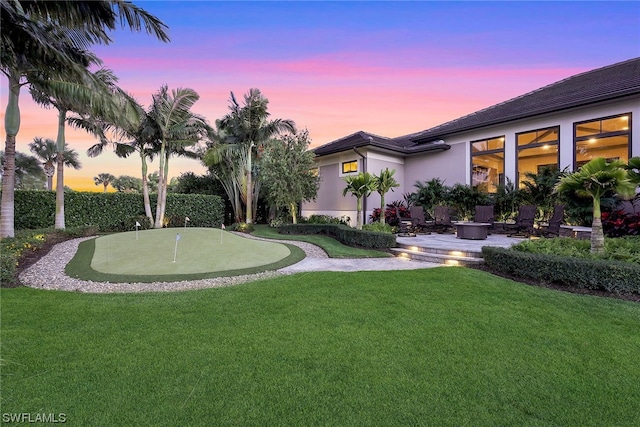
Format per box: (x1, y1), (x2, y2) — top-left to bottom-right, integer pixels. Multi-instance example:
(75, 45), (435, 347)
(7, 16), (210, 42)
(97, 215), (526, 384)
(313, 57), (640, 156)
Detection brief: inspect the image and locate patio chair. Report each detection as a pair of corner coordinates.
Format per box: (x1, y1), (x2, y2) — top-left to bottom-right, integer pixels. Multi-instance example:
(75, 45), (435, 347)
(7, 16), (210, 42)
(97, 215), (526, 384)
(432, 205), (454, 233)
(473, 205), (495, 233)
(409, 206), (432, 234)
(506, 204), (536, 237)
(535, 204), (564, 237)
(395, 207), (413, 236)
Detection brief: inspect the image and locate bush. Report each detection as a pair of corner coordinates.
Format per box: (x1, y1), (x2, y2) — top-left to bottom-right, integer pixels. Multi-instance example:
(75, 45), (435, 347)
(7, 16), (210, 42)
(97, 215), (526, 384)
(602, 210), (640, 237)
(370, 202), (410, 226)
(482, 246), (640, 294)
(12, 190), (224, 232)
(512, 236), (640, 264)
(362, 222), (395, 233)
(303, 214), (350, 225)
(1, 227), (98, 287)
(232, 222), (255, 233)
(279, 223), (396, 249)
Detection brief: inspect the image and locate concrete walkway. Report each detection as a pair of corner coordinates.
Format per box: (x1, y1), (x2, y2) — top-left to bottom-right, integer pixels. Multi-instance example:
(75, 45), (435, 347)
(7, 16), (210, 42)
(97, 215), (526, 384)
(278, 256), (439, 273)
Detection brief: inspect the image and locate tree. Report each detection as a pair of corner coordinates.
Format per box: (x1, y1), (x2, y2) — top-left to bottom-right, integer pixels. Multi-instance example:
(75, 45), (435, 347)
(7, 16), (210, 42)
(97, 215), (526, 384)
(112, 175), (142, 193)
(407, 178), (449, 220)
(1, 151), (45, 190)
(28, 137), (81, 191)
(520, 166), (564, 221)
(555, 157), (636, 255)
(260, 130), (320, 224)
(626, 157), (640, 187)
(373, 168), (399, 225)
(212, 89), (296, 224)
(342, 172), (378, 230)
(148, 85), (211, 228)
(94, 173), (116, 193)
(0, 0), (169, 237)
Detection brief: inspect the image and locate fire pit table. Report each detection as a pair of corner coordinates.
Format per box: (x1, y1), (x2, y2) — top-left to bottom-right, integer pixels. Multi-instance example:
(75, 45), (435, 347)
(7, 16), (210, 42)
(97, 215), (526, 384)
(454, 222), (491, 240)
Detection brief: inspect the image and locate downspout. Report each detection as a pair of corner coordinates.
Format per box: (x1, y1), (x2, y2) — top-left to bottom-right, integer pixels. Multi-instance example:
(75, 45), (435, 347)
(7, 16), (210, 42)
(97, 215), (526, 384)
(353, 146), (367, 226)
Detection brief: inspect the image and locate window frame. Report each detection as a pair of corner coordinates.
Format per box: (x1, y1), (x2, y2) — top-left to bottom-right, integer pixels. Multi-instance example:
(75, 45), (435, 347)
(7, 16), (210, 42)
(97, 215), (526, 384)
(515, 126), (560, 187)
(340, 160), (359, 175)
(470, 135), (505, 193)
(573, 112), (632, 170)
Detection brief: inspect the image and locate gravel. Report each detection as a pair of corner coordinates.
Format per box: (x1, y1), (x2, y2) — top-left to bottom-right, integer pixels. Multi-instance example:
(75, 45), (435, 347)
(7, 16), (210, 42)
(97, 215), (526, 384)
(18, 233), (328, 294)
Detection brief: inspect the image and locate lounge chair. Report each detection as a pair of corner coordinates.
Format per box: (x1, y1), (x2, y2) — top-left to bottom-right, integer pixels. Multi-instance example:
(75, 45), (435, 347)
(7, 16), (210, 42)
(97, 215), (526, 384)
(535, 204), (564, 237)
(409, 206), (432, 234)
(473, 205), (495, 233)
(395, 206), (413, 236)
(432, 205), (454, 233)
(506, 204), (536, 237)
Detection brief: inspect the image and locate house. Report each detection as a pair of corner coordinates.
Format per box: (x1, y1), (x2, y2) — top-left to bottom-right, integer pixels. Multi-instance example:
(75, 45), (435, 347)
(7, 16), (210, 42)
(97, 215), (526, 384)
(302, 57), (640, 226)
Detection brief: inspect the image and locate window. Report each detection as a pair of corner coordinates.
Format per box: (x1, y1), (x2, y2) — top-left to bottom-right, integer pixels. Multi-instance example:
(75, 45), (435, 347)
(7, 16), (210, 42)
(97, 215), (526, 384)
(575, 113), (630, 169)
(471, 136), (504, 193)
(516, 126), (559, 187)
(341, 160), (358, 174)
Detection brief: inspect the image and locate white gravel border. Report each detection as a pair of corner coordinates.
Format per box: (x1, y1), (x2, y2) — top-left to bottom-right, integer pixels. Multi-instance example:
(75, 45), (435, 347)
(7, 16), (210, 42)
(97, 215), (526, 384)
(18, 233), (328, 294)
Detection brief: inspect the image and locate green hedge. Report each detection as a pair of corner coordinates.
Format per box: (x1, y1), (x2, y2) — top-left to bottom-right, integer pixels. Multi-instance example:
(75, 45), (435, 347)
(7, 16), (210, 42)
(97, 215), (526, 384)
(482, 246), (640, 294)
(13, 190), (224, 232)
(278, 223), (396, 249)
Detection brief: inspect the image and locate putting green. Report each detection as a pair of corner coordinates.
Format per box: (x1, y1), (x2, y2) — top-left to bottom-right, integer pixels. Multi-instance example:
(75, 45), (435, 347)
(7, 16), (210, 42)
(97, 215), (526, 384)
(92, 228), (291, 275)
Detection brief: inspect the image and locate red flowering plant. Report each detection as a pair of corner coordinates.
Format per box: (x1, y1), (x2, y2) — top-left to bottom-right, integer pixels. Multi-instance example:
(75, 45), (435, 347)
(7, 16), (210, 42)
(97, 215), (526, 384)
(602, 210), (640, 237)
(370, 202), (411, 226)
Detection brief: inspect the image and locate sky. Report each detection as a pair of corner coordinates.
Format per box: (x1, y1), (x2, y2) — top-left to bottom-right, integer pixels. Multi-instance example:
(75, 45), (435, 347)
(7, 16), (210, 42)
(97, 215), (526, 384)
(2, 1), (639, 191)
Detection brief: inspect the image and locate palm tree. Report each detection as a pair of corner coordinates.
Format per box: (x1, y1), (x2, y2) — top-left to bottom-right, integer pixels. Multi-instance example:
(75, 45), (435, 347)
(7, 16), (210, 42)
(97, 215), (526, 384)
(213, 89), (296, 224)
(30, 68), (126, 229)
(374, 168), (399, 225)
(94, 173), (116, 193)
(1, 151), (45, 190)
(78, 96), (159, 222)
(28, 137), (81, 190)
(626, 157), (640, 187)
(148, 85), (211, 228)
(0, 0), (169, 237)
(555, 157), (636, 255)
(342, 172), (378, 230)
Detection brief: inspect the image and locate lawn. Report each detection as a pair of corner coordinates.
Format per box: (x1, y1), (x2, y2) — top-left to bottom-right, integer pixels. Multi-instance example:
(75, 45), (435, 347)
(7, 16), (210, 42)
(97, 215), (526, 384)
(2, 268), (639, 426)
(251, 224), (392, 258)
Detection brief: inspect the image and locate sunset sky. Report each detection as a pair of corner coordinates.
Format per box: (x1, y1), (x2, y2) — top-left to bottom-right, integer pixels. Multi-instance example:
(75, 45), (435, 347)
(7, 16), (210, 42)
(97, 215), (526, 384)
(2, 1), (639, 191)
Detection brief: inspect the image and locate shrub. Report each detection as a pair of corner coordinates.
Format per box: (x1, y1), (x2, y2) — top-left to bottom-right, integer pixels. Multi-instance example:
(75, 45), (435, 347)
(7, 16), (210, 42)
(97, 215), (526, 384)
(304, 214), (349, 225)
(279, 224), (396, 249)
(602, 210), (640, 237)
(1, 227), (98, 287)
(512, 236), (640, 264)
(12, 190), (224, 232)
(482, 246), (640, 294)
(370, 202), (410, 226)
(362, 222), (394, 233)
(232, 222), (255, 233)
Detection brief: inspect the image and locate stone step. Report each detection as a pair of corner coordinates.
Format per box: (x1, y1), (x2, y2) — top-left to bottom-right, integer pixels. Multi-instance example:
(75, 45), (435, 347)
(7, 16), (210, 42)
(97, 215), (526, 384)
(390, 247), (484, 266)
(395, 242), (483, 259)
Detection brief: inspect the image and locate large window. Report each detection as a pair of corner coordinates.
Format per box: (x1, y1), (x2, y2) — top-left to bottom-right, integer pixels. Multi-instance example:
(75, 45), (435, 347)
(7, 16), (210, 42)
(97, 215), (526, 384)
(575, 113), (631, 169)
(516, 126), (559, 187)
(471, 136), (504, 193)
(341, 160), (358, 174)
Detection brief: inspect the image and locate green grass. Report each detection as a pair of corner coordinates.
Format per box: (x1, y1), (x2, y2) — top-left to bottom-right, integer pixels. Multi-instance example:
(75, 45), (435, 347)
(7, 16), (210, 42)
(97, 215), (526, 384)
(66, 235), (305, 283)
(252, 224), (392, 258)
(2, 268), (639, 426)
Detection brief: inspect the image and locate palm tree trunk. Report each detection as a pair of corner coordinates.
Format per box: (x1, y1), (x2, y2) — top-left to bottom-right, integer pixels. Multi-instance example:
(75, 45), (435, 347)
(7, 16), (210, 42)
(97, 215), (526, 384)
(154, 140), (166, 228)
(380, 194), (386, 225)
(1, 75), (21, 238)
(158, 153), (170, 227)
(54, 110), (67, 229)
(103, 183), (107, 193)
(289, 202), (298, 224)
(356, 197), (363, 230)
(140, 153), (153, 222)
(591, 199), (605, 255)
(245, 143), (253, 224)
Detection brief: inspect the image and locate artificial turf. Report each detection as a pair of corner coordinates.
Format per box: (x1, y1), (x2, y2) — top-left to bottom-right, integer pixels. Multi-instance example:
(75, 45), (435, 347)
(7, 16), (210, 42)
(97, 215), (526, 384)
(66, 229), (306, 283)
(2, 268), (639, 426)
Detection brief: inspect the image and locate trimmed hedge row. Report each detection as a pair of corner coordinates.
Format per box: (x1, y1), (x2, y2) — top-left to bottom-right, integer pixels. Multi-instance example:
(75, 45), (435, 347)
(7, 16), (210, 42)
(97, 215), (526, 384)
(482, 246), (640, 294)
(13, 190), (224, 232)
(278, 223), (396, 249)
